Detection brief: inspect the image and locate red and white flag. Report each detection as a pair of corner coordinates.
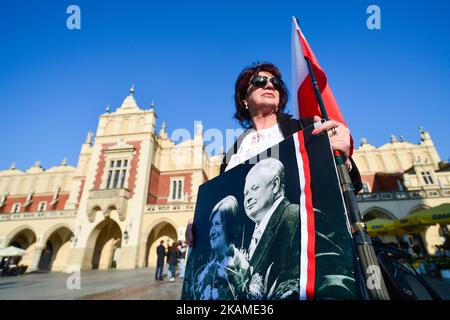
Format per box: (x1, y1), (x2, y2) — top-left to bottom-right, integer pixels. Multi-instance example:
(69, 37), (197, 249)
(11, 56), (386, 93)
(291, 17), (353, 154)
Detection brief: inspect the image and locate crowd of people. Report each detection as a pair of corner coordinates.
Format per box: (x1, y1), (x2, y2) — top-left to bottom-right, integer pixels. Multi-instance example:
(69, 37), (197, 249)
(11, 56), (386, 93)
(155, 240), (187, 282)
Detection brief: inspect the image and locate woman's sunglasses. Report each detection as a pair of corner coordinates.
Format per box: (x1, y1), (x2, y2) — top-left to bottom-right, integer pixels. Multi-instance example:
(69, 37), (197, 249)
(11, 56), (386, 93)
(248, 76), (283, 90)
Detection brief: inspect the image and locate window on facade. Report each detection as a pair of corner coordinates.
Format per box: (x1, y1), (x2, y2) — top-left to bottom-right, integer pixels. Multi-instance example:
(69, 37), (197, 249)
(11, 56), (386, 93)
(106, 159), (128, 189)
(11, 203), (21, 213)
(421, 171), (434, 185)
(38, 201), (47, 212)
(171, 179), (184, 200)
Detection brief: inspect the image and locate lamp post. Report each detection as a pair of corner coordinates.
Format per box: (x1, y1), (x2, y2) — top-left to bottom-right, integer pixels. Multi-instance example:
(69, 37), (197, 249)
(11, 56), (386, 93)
(70, 234), (78, 247)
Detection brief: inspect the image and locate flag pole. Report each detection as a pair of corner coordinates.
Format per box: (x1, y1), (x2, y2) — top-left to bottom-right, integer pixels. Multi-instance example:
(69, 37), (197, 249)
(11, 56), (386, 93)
(303, 55), (390, 300)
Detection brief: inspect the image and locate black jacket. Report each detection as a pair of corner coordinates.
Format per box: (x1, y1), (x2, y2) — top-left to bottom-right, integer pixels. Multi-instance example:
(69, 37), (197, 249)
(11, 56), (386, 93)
(220, 113), (362, 194)
(249, 198), (300, 298)
(167, 247), (178, 265)
(249, 198), (356, 299)
(156, 244), (166, 264)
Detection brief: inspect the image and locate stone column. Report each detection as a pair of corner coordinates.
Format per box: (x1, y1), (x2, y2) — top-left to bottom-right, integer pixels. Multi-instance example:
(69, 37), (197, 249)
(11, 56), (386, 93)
(137, 240), (147, 268)
(27, 246), (44, 272)
(118, 245), (138, 269)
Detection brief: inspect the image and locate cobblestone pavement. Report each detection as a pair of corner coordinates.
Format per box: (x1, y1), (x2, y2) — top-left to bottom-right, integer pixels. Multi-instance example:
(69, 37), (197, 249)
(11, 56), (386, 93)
(0, 267), (182, 300)
(0, 268), (448, 300)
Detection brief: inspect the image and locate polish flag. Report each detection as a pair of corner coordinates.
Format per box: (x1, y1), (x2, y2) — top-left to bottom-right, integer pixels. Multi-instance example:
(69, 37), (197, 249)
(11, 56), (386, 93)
(291, 17), (353, 154)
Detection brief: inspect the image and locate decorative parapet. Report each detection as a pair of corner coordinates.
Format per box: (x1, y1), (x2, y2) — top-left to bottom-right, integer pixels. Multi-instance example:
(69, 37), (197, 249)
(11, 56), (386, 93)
(89, 188), (131, 200)
(145, 203), (195, 214)
(0, 210), (77, 221)
(356, 188), (450, 202)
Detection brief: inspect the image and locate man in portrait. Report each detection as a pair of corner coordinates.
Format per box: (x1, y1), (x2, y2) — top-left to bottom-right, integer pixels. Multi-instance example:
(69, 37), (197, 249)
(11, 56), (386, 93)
(243, 157), (356, 299)
(243, 158), (301, 299)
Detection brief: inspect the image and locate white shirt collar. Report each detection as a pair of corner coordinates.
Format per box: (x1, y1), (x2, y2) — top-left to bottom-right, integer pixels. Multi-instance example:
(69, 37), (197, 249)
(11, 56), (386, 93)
(225, 124), (284, 172)
(252, 195), (285, 241)
(248, 123), (282, 141)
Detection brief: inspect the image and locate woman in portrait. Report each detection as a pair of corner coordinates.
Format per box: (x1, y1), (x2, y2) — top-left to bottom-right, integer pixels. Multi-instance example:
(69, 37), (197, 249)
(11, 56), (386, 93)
(193, 195), (260, 300)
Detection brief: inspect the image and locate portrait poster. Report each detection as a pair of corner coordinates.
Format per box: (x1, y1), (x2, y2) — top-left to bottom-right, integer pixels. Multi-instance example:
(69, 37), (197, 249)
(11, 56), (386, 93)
(181, 125), (358, 300)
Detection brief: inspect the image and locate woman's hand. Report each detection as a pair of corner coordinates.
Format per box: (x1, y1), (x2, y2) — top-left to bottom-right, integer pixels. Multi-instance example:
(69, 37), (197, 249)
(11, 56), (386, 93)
(311, 116), (351, 160)
(185, 218), (194, 247)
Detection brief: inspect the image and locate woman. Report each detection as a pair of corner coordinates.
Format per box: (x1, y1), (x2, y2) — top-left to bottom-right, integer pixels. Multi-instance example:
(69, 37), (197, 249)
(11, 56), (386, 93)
(193, 195), (251, 300)
(224, 62), (359, 177)
(186, 62), (362, 246)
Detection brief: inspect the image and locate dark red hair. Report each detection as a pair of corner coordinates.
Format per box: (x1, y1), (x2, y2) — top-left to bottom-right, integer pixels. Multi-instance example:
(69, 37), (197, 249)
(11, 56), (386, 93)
(234, 62), (289, 129)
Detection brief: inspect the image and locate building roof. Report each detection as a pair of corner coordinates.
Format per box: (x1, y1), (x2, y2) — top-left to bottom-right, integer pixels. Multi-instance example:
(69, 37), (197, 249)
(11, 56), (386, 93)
(361, 172), (404, 192)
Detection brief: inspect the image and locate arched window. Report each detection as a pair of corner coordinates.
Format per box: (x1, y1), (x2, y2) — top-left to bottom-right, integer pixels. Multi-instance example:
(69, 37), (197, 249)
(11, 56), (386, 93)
(170, 177), (184, 201)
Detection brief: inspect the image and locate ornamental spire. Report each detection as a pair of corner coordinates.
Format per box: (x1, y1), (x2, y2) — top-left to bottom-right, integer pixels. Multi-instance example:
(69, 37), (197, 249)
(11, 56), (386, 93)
(118, 85), (140, 110)
(361, 138), (368, 146)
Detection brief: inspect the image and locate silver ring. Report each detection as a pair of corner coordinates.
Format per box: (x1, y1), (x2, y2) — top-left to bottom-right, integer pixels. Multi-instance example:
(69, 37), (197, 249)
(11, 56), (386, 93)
(331, 127), (338, 136)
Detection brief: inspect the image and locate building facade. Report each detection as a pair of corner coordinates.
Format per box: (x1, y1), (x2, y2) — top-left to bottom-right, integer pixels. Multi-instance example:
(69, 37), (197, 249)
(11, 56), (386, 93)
(0, 90), (448, 272)
(0, 88), (222, 272)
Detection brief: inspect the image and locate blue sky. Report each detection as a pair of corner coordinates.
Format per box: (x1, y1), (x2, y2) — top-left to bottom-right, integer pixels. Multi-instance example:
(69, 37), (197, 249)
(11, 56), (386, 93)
(1, 0), (449, 170)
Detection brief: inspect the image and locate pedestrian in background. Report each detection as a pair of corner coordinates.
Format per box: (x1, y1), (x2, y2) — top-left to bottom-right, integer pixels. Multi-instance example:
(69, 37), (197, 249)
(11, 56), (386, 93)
(178, 240), (187, 279)
(167, 242), (178, 281)
(155, 240), (166, 281)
